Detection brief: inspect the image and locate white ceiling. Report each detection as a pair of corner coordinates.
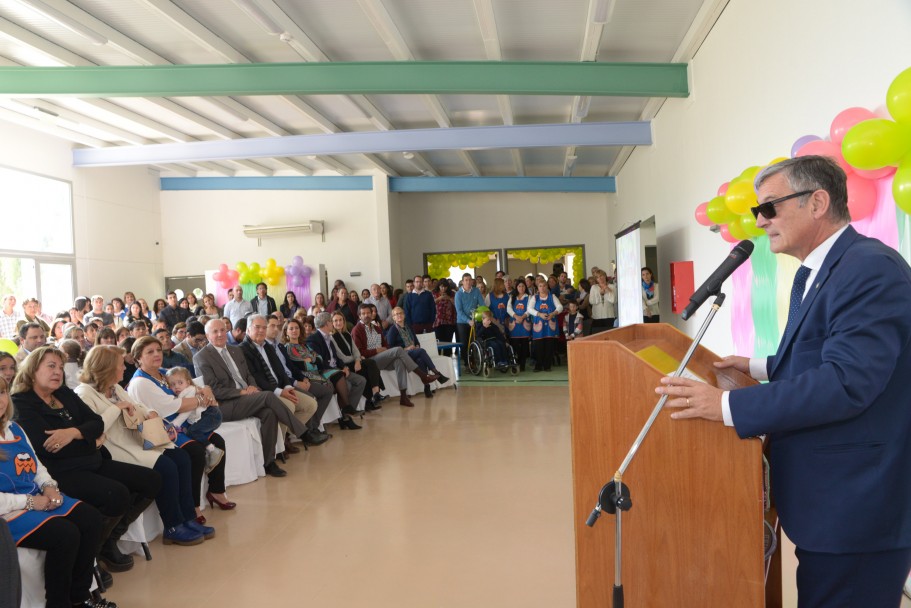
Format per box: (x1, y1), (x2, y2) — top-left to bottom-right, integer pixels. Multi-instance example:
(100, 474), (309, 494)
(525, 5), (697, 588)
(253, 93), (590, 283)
(0, 0), (726, 178)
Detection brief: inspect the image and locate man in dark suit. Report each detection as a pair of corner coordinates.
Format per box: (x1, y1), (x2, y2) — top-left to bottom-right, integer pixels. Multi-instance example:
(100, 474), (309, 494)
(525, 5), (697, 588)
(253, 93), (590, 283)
(240, 314), (330, 448)
(657, 156), (911, 607)
(249, 282), (278, 317)
(193, 319), (321, 477)
(308, 312), (367, 415)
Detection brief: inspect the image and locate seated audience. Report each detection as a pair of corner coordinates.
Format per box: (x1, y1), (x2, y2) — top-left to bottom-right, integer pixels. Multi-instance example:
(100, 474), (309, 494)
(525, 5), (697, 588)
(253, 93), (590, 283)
(193, 319), (326, 478)
(227, 317), (246, 345)
(83, 295), (113, 328)
(365, 284), (393, 329)
(385, 308), (447, 398)
(95, 328), (117, 346)
(327, 287), (357, 327)
(128, 336), (231, 514)
(184, 293), (203, 316)
(173, 320), (206, 363)
(76, 346), (212, 549)
(201, 293), (221, 319)
(352, 304), (437, 407)
(157, 291), (190, 331)
(307, 292), (327, 317)
(153, 327), (193, 373)
(151, 299), (167, 321)
(240, 315), (330, 446)
(58, 339), (83, 390)
(16, 322), (46, 364)
(16, 297), (51, 335)
(306, 313), (368, 426)
(329, 311), (386, 410)
(0, 352), (15, 385)
(12, 346), (161, 586)
(1, 376), (115, 608)
(164, 367), (224, 469)
(478, 310), (510, 370)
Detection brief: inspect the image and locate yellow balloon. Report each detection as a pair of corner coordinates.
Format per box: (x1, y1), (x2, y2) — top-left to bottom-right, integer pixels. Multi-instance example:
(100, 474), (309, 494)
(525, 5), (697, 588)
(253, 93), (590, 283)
(707, 196), (735, 224)
(739, 165), (761, 182)
(887, 66), (911, 125)
(727, 218), (750, 241)
(739, 213), (765, 238)
(893, 157), (911, 215)
(767, 156), (789, 166)
(724, 180), (758, 215)
(0, 339), (17, 356)
(842, 119), (911, 170)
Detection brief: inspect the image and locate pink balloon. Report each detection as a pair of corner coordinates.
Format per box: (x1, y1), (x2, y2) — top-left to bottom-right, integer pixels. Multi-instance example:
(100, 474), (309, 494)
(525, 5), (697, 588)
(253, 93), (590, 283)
(830, 107), (877, 144)
(846, 173), (877, 221)
(791, 134), (821, 158)
(228, 269), (239, 280)
(719, 224), (738, 243)
(717, 182), (730, 197)
(796, 140), (853, 174)
(695, 201), (711, 226)
(853, 166), (897, 181)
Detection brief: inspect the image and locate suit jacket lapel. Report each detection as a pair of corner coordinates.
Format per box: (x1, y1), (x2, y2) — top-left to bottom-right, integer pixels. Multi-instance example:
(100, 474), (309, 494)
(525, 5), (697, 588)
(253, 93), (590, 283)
(769, 226), (860, 378)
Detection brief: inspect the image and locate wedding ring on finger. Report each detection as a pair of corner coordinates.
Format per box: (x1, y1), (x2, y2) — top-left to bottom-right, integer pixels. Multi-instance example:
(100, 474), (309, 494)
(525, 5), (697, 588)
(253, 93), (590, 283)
(686, 398), (690, 407)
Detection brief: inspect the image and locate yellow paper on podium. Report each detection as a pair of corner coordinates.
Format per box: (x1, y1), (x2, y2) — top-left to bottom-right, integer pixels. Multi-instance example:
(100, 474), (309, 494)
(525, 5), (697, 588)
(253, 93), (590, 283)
(636, 345), (706, 383)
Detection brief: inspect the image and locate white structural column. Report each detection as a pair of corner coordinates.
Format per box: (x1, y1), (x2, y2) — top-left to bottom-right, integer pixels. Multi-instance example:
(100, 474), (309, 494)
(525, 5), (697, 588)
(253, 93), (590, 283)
(372, 172), (393, 283)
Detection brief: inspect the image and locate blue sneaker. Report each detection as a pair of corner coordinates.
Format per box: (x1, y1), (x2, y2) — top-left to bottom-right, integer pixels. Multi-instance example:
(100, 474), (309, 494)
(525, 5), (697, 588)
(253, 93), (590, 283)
(162, 523), (204, 546)
(185, 519), (215, 540)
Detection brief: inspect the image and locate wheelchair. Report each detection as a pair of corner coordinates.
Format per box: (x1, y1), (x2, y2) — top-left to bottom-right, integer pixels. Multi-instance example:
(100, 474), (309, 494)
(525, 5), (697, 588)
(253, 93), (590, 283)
(466, 308), (520, 378)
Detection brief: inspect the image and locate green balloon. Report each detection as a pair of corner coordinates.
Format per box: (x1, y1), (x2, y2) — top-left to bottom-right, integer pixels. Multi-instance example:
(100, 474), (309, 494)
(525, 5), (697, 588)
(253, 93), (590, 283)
(842, 119), (911, 170)
(706, 196), (735, 224)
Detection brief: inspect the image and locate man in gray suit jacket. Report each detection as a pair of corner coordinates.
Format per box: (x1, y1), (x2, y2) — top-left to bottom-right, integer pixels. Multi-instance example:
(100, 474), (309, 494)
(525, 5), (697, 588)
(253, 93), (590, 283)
(194, 319), (327, 478)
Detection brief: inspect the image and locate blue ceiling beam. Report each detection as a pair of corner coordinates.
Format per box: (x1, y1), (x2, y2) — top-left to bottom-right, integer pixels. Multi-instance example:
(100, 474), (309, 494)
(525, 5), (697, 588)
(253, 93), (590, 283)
(73, 121), (652, 168)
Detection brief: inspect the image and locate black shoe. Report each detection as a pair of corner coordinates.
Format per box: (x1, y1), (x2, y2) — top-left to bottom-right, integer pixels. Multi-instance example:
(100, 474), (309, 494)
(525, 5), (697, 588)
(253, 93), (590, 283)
(98, 541), (134, 573)
(83, 594), (118, 608)
(374, 393), (388, 402)
(435, 374), (449, 384)
(96, 565), (113, 590)
(339, 416), (362, 430)
(342, 405), (359, 416)
(423, 384), (433, 398)
(264, 461), (287, 477)
(302, 429), (330, 447)
(365, 398), (382, 411)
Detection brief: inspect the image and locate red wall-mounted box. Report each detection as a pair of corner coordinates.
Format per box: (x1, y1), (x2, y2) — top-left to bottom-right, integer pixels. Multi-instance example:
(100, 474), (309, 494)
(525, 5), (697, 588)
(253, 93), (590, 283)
(670, 261), (695, 314)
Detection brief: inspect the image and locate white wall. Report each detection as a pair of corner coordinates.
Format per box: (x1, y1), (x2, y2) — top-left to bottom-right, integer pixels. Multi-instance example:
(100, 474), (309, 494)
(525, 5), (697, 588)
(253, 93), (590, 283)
(0, 120), (163, 303)
(392, 191), (612, 280)
(159, 188), (383, 297)
(614, 0), (911, 354)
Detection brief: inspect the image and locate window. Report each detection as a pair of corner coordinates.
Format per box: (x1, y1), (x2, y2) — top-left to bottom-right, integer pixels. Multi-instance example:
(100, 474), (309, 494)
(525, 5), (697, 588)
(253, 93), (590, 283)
(0, 165), (75, 314)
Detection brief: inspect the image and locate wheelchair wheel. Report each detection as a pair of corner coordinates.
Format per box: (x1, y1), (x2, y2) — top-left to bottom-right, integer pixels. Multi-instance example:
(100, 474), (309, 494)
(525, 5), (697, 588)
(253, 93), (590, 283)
(467, 341), (484, 375)
(482, 363), (491, 378)
(510, 365), (519, 376)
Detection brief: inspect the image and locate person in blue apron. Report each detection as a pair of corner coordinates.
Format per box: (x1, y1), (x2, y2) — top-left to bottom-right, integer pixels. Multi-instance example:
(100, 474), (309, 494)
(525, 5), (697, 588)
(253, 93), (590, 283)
(528, 278), (563, 372)
(1, 376), (114, 608)
(507, 281), (533, 371)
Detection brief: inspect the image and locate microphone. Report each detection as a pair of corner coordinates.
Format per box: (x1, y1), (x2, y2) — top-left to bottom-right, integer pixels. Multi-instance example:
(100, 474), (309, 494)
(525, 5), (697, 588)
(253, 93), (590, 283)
(681, 240), (754, 320)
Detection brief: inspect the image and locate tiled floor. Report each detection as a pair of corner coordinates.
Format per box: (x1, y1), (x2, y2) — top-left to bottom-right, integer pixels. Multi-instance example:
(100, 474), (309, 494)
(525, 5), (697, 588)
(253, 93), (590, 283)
(102, 385), (909, 607)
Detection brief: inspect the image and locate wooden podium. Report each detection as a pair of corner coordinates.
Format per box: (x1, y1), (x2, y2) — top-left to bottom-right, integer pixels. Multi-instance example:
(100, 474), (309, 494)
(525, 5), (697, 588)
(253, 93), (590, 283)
(568, 323), (781, 607)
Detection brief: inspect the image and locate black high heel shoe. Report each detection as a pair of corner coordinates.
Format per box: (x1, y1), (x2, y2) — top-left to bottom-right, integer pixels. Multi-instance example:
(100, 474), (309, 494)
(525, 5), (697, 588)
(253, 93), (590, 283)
(339, 416), (362, 430)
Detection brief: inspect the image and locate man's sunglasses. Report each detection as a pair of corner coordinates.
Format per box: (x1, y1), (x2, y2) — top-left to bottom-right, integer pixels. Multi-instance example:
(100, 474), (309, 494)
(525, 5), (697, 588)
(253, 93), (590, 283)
(750, 190), (814, 220)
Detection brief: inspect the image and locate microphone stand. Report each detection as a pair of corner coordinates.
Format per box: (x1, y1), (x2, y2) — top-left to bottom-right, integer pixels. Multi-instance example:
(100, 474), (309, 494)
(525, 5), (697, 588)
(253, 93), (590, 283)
(585, 293), (727, 608)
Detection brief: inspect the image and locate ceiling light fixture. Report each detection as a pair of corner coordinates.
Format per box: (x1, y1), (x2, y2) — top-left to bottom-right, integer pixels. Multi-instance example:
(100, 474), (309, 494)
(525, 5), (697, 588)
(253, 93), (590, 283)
(232, 0), (284, 36)
(17, 0), (108, 45)
(402, 151), (415, 160)
(591, 0), (616, 24)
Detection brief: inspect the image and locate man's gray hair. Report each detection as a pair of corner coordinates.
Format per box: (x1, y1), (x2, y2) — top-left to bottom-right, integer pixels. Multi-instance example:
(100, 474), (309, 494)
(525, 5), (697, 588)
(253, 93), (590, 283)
(247, 313), (267, 326)
(754, 155), (850, 224)
(314, 312), (332, 329)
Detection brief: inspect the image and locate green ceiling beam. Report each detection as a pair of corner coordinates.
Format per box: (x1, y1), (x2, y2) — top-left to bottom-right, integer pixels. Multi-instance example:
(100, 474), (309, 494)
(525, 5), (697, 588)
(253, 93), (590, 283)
(0, 61), (689, 98)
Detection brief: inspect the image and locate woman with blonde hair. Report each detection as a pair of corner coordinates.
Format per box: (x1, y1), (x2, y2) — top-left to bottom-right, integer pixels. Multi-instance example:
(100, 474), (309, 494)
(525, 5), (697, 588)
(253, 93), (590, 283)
(76, 345), (209, 548)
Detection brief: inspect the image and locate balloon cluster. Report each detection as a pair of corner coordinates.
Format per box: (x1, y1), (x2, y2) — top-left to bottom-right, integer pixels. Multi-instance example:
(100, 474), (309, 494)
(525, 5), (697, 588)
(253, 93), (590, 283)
(284, 256), (312, 288)
(425, 251), (496, 278)
(691, 67), (911, 241)
(841, 67), (911, 214)
(213, 264), (240, 290)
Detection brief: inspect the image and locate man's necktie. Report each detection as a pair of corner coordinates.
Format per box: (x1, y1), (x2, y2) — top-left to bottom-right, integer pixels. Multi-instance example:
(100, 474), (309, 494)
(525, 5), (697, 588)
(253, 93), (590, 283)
(257, 345), (278, 386)
(783, 265), (811, 339)
(220, 348), (247, 389)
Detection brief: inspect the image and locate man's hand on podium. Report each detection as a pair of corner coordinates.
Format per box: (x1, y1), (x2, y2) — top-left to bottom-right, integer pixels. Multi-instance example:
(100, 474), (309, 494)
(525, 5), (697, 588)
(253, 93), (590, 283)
(714, 355), (750, 374)
(656, 376), (724, 422)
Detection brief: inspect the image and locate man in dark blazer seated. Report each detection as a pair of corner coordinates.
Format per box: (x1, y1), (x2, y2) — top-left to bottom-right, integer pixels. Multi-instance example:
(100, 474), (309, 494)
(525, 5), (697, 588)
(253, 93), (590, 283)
(240, 314), (331, 449)
(657, 156), (911, 607)
(194, 319), (321, 478)
(249, 282), (278, 317)
(307, 312), (368, 416)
